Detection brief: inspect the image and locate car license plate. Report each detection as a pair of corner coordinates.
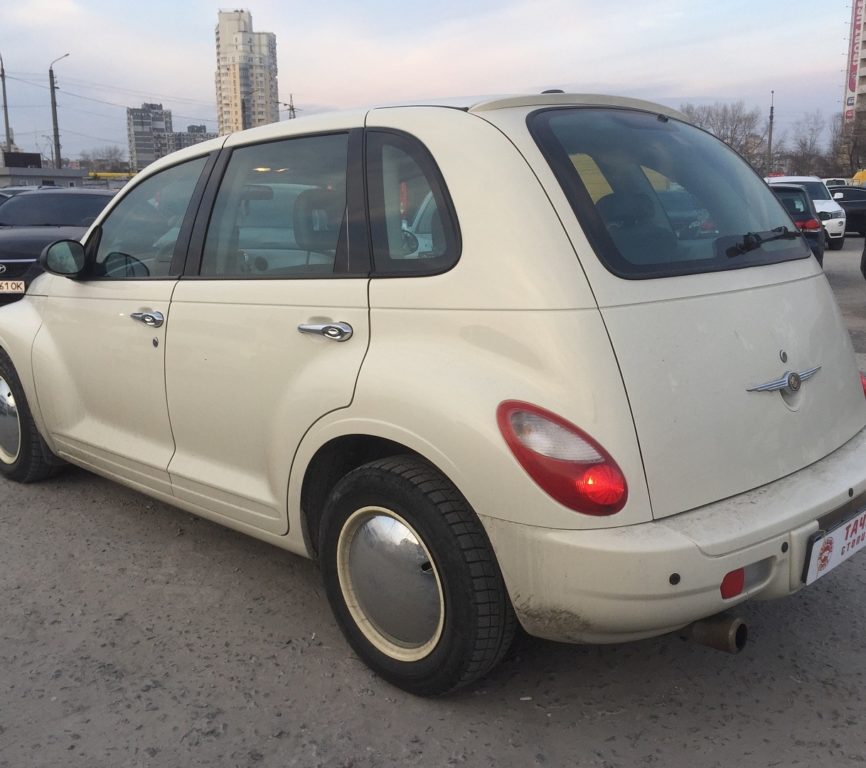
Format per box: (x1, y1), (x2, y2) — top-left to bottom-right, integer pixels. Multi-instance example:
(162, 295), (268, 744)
(0, 280), (25, 293)
(803, 507), (866, 585)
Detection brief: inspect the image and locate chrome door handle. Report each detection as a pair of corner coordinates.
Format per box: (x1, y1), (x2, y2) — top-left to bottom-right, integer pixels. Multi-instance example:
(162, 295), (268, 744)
(130, 311), (165, 328)
(297, 321), (353, 342)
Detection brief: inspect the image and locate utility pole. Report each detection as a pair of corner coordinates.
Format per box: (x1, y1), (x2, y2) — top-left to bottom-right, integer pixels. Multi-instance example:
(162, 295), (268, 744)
(49, 53), (69, 169)
(766, 90), (775, 175)
(1, 51), (13, 155)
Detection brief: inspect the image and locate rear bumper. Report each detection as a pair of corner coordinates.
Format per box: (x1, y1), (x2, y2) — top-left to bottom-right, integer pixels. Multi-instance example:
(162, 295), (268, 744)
(482, 424), (866, 644)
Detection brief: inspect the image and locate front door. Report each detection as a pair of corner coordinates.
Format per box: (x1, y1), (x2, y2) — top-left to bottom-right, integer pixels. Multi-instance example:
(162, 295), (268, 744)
(32, 155), (212, 493)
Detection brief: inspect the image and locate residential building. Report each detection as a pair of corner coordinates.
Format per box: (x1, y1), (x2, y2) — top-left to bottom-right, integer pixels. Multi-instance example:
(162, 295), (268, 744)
(171, 124), (219, 151)
(127, 105), (218, 171)
(127, 103), (173, 172)
(846, 0), (866, 126)
(215, 9), (279, 135)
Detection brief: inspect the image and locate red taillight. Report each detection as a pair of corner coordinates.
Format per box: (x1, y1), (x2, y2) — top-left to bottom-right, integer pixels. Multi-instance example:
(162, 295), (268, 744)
(720, 568), (745, 599)
(795, 218), (821, 232)
(496, 401), (628, 515)
(860, 372), (866, 398)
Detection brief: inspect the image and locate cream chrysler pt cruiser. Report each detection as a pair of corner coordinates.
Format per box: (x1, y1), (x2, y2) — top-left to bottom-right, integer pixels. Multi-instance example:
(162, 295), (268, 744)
(2, 94), (866, 695)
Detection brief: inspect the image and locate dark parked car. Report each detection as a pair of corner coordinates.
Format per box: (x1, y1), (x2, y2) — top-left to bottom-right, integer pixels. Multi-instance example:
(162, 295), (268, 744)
(829, 185), (866, 236)
(771, 184), (825, 265)
(0, 188), (115, 305)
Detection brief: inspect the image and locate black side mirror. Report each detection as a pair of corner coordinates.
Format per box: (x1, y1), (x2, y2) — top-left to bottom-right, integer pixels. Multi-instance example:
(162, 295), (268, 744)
(40, 239), (87, 278)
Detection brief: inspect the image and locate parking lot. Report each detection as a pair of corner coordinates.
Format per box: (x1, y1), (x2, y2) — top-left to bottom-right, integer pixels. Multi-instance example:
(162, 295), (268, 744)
(2, 240), (866, 768)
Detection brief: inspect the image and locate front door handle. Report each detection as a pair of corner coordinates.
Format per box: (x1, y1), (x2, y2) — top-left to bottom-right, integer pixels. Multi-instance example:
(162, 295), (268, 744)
(297, 321), (353, 342)
(131, 310), (165, 328)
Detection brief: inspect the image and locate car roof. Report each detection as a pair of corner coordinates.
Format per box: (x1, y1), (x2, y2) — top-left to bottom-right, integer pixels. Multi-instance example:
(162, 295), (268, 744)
(767, 176), (822, 183)
(13, 188), (115, 196)
(136, 92), (690, 185)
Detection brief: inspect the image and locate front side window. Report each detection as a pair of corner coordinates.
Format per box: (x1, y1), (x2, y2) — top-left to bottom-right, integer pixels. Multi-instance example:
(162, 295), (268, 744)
(200, 133), (349, 278)
(366, 131), (460, 275)
(530, 108), (811, 279)
(94, 156), (208, 279)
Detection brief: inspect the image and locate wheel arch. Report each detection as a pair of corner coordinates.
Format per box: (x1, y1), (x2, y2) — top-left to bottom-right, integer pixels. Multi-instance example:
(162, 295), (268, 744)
(0, 297), (49, 440)
(298, 433), (435, 558)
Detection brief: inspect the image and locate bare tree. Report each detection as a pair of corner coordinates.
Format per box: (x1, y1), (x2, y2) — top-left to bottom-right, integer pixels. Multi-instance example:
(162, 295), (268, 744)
(786, 111), (826, 175)
(680, 101), (765, 169)
(79, 145), (128, 172)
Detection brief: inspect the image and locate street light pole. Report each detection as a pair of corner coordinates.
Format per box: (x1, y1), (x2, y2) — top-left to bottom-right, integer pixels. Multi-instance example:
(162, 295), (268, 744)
(49, 53), (69, 169)
(766, 90), (775, 175)
(0, 51), (13, 154)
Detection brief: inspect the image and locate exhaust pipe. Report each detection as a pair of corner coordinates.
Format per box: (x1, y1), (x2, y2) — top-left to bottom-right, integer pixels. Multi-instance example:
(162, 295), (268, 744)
(681, 615), (748, 654)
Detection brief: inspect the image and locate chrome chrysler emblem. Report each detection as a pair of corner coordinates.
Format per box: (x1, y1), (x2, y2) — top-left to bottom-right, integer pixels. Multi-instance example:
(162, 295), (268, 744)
(747, 366), (821, 394)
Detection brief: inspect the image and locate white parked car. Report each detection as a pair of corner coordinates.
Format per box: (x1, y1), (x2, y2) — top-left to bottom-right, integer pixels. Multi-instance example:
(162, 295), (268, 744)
(3, 94), (866, 695)
(767, 175), (847, 250)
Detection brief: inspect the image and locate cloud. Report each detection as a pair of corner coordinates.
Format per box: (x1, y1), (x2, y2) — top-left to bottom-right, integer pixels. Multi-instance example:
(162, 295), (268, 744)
(0, 0), (850, 157)
(4, 0), (84, 26)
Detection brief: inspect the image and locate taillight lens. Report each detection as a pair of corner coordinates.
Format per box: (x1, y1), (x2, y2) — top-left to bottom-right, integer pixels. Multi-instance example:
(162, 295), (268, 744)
(795, 218), (821, 232)
(860, 372), (866, 398)
(497, 401), (628, 515)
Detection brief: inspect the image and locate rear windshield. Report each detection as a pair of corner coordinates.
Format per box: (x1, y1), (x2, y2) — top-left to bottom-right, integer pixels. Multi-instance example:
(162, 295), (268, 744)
(773, 188), (812, 221)
(0, 193), (110, 227)
(782, 181), (831, 201)
(529, 108), (811, 279)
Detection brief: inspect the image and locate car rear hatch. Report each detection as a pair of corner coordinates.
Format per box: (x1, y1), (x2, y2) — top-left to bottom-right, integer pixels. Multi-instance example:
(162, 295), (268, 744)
(500, 103), (866, 519)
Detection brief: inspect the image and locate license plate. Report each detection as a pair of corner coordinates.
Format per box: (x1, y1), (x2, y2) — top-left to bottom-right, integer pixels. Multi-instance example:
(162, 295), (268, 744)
(803, 507), (866, 585)
(0, 280), (25, 293)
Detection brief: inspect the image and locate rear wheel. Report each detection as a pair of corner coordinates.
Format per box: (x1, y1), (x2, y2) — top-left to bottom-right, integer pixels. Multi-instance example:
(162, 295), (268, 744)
(0, 350), (62, 482)
(319, 456), (515, 695)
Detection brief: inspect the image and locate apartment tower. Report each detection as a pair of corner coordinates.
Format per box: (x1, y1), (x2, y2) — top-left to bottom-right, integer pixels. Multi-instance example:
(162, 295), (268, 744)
(215, 9), (279, 135)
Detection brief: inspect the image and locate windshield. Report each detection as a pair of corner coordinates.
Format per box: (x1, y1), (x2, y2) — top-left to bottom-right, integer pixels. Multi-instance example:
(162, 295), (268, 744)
(529, 108), (811, 278)
(0, 192), (110, 227)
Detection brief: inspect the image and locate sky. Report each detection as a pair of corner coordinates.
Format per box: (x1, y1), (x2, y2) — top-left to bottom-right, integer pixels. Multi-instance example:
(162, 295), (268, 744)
(0, 0), (856, 161)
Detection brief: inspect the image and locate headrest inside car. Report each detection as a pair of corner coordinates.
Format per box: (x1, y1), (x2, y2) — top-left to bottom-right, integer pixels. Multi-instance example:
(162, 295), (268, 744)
(293, 187), (344, 253)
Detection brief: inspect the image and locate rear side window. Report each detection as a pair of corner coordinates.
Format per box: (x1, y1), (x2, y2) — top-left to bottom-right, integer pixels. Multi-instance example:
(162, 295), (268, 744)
(366, 131), (460, 275)
(530, 108), (811, 279)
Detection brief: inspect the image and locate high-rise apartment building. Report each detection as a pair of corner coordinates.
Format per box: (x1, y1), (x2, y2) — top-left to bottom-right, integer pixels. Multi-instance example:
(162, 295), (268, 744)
(846, 0), (866, 126)
(215, 10), (279, 135)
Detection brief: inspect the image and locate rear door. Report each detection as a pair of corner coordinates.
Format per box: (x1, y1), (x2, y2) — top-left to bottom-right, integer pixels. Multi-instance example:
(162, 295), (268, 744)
(163, 127), (371, 533)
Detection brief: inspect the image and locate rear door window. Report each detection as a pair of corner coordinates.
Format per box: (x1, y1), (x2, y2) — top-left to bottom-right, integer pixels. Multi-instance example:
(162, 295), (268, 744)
(199, 133), (351, 278)
(529, 108), (811, 279)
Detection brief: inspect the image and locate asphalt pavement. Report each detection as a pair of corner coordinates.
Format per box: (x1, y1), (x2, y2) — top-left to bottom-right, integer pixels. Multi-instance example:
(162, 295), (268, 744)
(2, 242), (866, 767)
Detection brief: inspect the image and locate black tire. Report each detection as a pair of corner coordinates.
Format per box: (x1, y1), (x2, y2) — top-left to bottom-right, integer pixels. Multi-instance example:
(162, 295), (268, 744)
(0, 349), (62, 483)
(319, 455), (516, 696)
(828, 235), (845, 251)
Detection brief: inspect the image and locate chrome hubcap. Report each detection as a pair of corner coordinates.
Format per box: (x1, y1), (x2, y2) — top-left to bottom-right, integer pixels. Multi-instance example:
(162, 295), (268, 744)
(337, 507), (445, 662)
(0, 375), (21, 465)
